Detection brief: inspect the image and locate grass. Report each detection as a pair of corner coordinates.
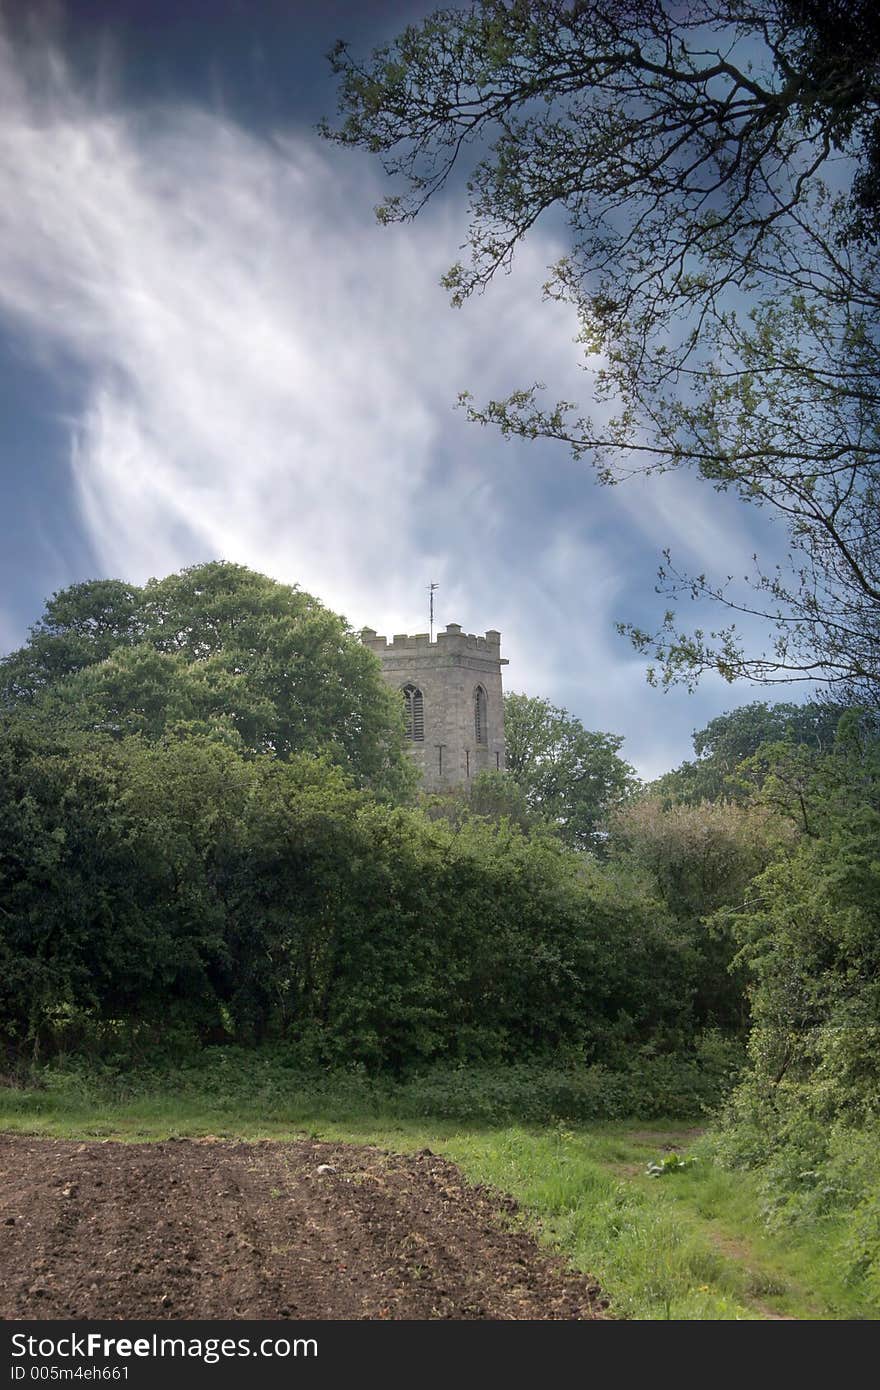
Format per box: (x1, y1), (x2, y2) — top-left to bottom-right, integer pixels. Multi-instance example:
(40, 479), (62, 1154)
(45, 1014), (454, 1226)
(0, 1064), (873, 1321)
(440, 1125), (867, 1320)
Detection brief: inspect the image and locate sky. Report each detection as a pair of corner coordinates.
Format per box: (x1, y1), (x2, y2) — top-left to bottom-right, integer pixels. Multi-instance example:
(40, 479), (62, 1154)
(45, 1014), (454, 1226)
(0, 0), (798, 778)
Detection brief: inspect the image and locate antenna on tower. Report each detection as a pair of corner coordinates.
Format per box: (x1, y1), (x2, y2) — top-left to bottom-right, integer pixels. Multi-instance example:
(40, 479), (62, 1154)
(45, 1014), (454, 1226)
(427, 582), (439, 642)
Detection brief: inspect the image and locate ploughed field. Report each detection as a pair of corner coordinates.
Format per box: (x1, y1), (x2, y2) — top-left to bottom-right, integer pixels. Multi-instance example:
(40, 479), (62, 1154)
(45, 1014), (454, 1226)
(0, 1135), (606, 1320)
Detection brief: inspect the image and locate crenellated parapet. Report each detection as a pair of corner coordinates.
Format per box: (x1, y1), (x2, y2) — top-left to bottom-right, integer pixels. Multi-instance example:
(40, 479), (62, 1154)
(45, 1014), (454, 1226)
(360, 623), (505, 659)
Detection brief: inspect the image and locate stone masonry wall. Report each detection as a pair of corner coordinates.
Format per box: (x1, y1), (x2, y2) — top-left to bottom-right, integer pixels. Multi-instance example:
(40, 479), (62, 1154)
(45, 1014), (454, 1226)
(361, 623), (508, 792)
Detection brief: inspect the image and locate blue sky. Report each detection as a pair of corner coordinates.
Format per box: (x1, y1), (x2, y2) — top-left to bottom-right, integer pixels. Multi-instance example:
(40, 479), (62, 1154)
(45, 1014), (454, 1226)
(0, 0), (795, 777)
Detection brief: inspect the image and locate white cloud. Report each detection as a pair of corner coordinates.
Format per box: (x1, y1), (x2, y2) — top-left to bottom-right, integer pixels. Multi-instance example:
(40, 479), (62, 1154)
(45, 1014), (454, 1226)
(616, 467), (760, 578)
(0, 33), (586, 621)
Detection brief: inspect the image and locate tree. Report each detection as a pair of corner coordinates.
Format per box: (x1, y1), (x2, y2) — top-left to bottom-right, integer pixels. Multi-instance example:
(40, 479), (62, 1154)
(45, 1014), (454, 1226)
(693, 701), (845, 766)
(608, 792), (795, 1029)
(503, 691), (636, 850)
(652, 699), (847, 804)
(0, 579), (144, 705)
(716, 781), (880, 1236)
(731, 704), (880, 831)
(0, 563), (417, 801)
(419, 766), (540, 834)
(323, 1), (880, 701)
(615, 290), (880, 700)
(780, 0), (880, 235)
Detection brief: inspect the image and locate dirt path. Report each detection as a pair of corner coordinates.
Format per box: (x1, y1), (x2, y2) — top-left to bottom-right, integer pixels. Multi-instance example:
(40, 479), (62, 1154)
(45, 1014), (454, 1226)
(0, 1136), (606, 1320)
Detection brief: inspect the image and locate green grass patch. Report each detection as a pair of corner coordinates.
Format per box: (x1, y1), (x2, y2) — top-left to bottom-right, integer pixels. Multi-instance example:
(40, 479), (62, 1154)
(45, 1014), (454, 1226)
(0, 1059), (873, 1320)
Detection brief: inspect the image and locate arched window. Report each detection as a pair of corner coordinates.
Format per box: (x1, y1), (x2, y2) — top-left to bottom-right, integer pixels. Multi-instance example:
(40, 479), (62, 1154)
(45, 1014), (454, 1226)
(474, 685), (488, 744)
(402, 684), (424, 741)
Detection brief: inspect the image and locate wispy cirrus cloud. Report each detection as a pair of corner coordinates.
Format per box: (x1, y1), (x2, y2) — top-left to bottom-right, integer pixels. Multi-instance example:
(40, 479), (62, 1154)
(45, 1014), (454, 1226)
(0, 29), (583, 615)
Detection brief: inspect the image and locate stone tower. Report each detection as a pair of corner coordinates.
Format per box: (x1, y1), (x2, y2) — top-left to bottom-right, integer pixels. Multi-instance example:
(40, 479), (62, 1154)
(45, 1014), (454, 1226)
(361, 624), (508, 791)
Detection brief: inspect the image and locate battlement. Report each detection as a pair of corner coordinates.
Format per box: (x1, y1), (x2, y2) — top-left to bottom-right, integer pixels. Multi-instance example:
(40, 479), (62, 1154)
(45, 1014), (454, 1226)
(361, 623), (503, 657)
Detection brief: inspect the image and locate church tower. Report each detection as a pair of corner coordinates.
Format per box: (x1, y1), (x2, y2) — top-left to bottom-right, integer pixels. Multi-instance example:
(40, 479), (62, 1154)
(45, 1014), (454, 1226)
(361, 624), (508, 791)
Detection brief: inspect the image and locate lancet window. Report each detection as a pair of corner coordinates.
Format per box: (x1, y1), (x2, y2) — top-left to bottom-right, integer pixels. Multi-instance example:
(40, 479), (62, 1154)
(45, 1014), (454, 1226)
(402, 684), (424, 741)
(474, 685), (488, 745)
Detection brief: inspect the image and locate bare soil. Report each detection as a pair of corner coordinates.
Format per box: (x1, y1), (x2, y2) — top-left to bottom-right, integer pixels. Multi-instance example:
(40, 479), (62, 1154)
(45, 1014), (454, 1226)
(0, 1135), (607, 1320)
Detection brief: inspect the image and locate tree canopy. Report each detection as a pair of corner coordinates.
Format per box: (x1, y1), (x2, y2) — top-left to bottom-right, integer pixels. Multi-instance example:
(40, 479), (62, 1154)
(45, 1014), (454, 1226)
(324, 1), (880, 702)
(0, 562), (416, 801)
(651, 699), (848, 803)
(503, 690), (636, 850)
(692, 700), (845, 767)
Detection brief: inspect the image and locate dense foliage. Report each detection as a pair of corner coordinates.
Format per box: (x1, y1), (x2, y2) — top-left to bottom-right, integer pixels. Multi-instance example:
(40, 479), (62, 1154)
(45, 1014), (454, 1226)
(608, 795), (795, 1033)
(0, 562), (416, 801)
(0, 567), (764, 1075)
(503, 692), (637, 851)
(0, 718), (705, 1070)
(706, 714), (880, 1286)
(651, 700), (846, 805)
